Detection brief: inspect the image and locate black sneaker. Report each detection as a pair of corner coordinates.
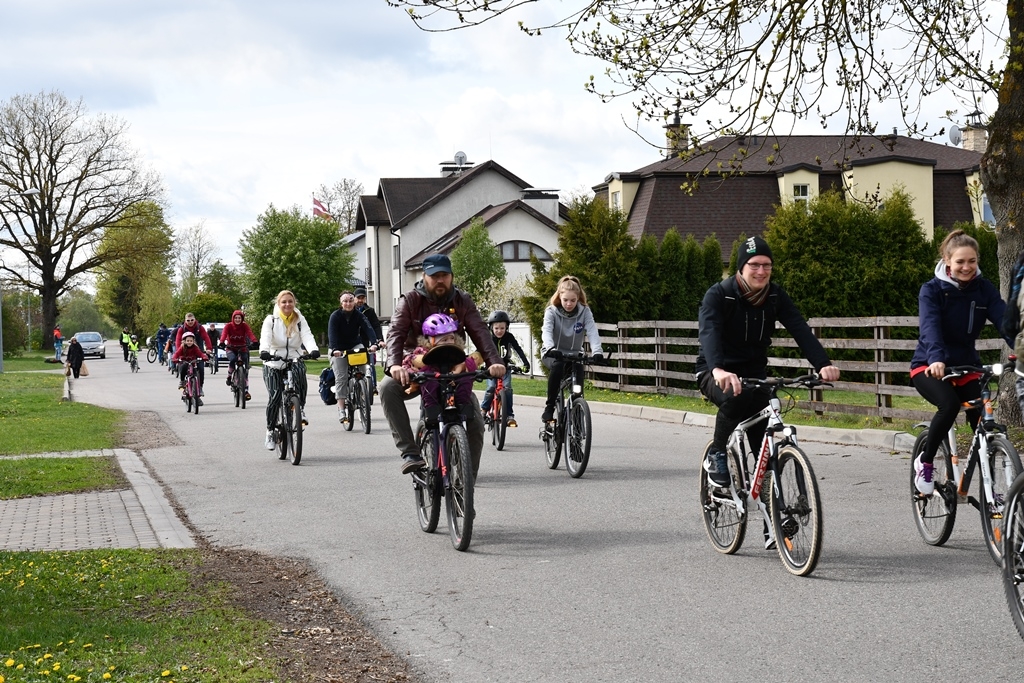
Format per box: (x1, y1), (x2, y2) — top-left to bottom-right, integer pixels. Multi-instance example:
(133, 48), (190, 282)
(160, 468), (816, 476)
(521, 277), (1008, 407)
(541, 405), (555, 422)
(704, 449), (730, 487)
(401, 453), (426, 474)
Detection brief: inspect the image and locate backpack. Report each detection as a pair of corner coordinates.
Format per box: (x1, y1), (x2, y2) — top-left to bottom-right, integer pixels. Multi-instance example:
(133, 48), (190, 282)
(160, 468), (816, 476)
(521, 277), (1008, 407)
(318, 367), (337, 405)
(1002, 249), (1024, 340)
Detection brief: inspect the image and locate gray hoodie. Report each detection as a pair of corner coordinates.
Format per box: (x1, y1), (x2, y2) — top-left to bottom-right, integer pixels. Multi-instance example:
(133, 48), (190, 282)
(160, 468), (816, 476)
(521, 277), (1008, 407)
(541, 304), (603, 358)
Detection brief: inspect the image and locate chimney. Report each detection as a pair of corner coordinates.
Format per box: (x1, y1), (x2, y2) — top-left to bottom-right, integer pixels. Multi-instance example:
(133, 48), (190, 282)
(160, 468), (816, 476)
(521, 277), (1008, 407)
(664, 112), (690, 158)
(962, 110), (988, 153)
(521, 188), (560, 223)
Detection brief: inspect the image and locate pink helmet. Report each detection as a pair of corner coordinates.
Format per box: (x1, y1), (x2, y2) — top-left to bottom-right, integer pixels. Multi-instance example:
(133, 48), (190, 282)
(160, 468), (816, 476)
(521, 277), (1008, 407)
(422, 313), (458, 336)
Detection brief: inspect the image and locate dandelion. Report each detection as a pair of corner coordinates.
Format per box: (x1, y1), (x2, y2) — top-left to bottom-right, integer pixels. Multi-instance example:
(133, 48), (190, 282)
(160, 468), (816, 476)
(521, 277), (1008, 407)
(102, 674), (111, 680)
(180, 665), (188, 671)
(161, 671), (171, 677)
(3, 660), (11, 667)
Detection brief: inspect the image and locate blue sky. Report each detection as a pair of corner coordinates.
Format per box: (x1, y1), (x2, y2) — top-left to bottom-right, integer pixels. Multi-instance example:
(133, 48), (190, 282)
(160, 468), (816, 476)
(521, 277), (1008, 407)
(1, 0), (662, 265)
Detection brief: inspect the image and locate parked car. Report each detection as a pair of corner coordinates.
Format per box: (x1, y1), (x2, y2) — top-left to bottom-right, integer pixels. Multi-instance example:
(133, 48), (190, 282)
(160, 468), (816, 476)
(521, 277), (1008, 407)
(73, 331), (106, 359)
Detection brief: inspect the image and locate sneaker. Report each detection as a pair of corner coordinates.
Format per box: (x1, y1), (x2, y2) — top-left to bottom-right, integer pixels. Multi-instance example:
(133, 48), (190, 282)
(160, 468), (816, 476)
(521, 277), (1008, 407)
(178, 382), (185, 390)
(301, 408), (308, 426)
(914, 456), (935, 495)
(401, 453), (426, 474)
(506, 418), (518, 428)
(196, 397), (203, 407)
(765, 536), (777, 551)
(541, 405), (555, 422)
(704, 449), (730, 488)
(200, 388), (205, 397)
(244, 391), (251, 401)
(264, 430), (276, 450)
(338, 403), (348, 424)
(226, 377), (232, 386)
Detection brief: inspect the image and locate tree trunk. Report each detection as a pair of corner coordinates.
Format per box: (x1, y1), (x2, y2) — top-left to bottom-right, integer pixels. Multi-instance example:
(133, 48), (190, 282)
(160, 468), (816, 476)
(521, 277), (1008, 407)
(40, 284), (59, 352)
(981, 0), (1024, 424)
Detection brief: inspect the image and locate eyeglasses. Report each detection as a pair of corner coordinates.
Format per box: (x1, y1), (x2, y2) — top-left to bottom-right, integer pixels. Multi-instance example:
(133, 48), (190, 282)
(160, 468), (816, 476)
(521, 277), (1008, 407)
(745, 262), (773, 271)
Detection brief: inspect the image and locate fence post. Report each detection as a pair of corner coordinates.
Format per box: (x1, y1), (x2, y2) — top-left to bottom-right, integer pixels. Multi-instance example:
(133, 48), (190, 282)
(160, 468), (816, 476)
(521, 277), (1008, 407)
(656, 322), (667, 394)
(811, 325), (824, 415)
(618, 321), (626, 392)
(875, 321), (893, 423)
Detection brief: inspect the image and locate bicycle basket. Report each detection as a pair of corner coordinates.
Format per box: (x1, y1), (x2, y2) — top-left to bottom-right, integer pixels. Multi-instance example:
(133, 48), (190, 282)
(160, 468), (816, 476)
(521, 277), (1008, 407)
(347, 351), (368, 366)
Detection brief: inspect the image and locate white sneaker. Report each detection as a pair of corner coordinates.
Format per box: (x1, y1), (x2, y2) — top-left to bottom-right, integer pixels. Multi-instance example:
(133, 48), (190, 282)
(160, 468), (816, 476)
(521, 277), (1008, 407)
(914, 456), (935, 495)
(264, 430), (276, 450)
(301, 408), (308, 426)
(337, 402), (348, 423)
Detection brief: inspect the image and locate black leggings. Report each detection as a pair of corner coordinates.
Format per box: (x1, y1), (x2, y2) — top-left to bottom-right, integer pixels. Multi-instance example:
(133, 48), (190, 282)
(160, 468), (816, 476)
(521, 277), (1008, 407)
(912, 372), (980, 464)
(698, 371), (771, 454)
(544, 359), (584, 408)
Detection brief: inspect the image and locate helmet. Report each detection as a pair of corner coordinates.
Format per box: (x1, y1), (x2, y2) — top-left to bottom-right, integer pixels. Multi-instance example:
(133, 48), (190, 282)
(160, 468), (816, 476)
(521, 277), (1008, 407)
(422, 313), (459, 336)
(181, 332), (195, 340)
(130, 335), (137, 341)
(487, 310), (511, 325)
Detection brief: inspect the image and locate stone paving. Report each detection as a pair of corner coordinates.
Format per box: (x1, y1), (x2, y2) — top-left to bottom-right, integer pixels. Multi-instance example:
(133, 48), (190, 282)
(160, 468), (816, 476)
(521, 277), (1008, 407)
(0, 448), (194, 551)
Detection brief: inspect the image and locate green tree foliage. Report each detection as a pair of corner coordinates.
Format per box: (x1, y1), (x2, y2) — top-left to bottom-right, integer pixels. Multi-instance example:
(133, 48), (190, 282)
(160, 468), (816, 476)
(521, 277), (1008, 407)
(201, 260), (246, 305)
(659, 230), (721, 321)
(178, 292), (235, 325)
(136, 272), (176, 335)
(238, 204), (355, 338)
(58, 290), (116, 338)
(2, 292), (27, 356)
(631, 234), (662, 320)
(764, 189), (933, 317)
(449, 218), (506, 308)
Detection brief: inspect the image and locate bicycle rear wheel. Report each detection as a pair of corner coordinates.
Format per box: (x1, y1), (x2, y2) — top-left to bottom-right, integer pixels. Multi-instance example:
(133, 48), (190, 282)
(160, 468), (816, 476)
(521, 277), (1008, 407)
(445, 424), (474, 551)
(698, 441), (747, 554)
(359, 377), (372, 434)
(277, 402), (290, 461)
(770, 444), (823, 576)
(565, 397), (592, 478)
(544, 395), (564, 469)
(240, 367), (248, 409)
(911, 429), (957, 546)
(188, 375), (200, 414)
(343, 378), (356, 431)
(147, 348), (157, 364)
(980, 435), (1022, 565)
(286, 394), (302, 465)
(1003, 472), (1024, 642)
(414, 422), (441, 533)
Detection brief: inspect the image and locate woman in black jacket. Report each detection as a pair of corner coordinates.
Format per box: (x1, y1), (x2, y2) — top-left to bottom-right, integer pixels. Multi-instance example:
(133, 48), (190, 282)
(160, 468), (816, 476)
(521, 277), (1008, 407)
(696, 236), (839, 488)
(65, 337), (85, 378)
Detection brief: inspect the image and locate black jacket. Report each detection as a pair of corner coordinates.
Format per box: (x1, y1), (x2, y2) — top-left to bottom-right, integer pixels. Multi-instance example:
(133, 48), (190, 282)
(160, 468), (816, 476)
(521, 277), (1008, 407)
(491, 331), (530, 366)
(66, 341), (85, 368)
(328, 308), (377, 352)
(357, 303), (384, 342)
(696, 276), (831, 379)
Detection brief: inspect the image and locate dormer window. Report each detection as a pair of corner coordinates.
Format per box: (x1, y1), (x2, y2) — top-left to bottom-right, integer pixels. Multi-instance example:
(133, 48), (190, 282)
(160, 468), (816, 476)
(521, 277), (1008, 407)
(793, 184), (809, 204)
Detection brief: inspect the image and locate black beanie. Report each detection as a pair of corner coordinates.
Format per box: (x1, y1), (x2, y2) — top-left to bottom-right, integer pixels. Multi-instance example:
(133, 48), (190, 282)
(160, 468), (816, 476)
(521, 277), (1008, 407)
(737, 236), (773, 271)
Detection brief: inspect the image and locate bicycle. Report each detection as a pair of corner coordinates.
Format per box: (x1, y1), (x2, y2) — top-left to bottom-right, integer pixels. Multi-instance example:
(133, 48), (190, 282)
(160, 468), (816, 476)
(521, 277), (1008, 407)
(268, 354), (310, 465)
(910, 362), (1022, 565)
(1003, 471), (1024, 642)
(409, 361), (488, 552)
(226, 346), (253, 409)
(146, 337), (158, 364)
(540, 351), (602, 478)
(179, 360), (203, 414)
(338, 345), (373, 434)
(698, 374), (828, 577)
(483, 365), (523, 451)
(128, 349), (139, 374)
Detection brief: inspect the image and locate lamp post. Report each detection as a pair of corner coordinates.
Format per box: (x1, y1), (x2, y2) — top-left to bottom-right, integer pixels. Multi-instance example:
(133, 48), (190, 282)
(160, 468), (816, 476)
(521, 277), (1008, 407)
(0, 188), (41, 373)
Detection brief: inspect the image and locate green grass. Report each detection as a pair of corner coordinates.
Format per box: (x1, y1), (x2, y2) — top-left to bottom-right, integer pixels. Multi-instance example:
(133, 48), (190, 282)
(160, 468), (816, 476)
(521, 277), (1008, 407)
(0, 456), (127, 499)
(0, 549), (282, 682)
(0, 374), (122, 455)
(2, 350), (65, 373)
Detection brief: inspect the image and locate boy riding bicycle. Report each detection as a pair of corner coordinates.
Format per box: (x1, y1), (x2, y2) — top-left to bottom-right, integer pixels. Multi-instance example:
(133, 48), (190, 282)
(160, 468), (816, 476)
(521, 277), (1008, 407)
(480, 310), (530, 429)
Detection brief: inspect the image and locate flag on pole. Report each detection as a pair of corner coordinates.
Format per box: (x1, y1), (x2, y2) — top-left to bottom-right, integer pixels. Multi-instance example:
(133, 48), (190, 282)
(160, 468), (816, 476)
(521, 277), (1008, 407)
(313, 197), (333, 220)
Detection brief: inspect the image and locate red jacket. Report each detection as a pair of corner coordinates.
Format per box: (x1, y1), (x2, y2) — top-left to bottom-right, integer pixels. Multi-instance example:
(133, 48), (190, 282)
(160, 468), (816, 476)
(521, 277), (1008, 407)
(386, 281), (500, 369)
(175, 322), (212, 351)
(219, 310), (257, 350)
(171, 344), (208, 364)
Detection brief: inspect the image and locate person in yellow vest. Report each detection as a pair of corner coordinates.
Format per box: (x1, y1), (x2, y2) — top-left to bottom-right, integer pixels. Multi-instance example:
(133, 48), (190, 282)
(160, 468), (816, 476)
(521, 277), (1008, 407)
(120, 327), (131, 362)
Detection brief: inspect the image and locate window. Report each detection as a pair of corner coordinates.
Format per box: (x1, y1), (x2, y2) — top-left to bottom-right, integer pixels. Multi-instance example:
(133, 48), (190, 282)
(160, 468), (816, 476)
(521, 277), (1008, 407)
(498, 241), (552, 262)
(793, 184), (809, 204)
(611, 191), (621, 211)
(392, 244), (400, 270)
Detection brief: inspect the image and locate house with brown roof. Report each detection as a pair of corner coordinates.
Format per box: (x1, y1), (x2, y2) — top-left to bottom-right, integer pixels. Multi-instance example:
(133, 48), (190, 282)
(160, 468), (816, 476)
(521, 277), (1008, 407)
(594, 124), (990, 260)
(354, 158), (564, 318)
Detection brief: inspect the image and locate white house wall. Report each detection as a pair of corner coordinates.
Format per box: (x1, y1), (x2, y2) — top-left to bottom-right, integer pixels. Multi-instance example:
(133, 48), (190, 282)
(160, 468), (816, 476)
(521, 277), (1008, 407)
(488, 211), (558, 282)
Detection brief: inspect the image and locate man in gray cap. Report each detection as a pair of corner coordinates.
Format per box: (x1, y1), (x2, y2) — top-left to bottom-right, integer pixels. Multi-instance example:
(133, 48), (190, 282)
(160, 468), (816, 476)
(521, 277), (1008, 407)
(380, 253), (505, 476)
(354, 287), (383, 395)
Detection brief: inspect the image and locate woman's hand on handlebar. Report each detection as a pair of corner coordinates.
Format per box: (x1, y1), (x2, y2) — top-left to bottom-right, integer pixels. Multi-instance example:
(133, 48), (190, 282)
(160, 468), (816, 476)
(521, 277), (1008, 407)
(926, 361), (946, 379)
(712, 368), (742, 396)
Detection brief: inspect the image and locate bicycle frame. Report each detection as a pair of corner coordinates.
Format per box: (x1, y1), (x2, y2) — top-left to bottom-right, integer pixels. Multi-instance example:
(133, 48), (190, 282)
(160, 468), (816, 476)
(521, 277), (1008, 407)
(411, 372), (480, 492)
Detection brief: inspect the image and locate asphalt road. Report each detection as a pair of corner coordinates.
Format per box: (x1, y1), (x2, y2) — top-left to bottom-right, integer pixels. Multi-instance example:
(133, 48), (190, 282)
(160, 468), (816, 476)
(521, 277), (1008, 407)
(74, 348), (1022, 682)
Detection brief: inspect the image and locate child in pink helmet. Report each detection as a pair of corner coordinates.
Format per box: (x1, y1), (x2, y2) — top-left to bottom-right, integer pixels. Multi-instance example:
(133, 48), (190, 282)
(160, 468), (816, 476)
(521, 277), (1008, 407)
(402, 313), (483, 417)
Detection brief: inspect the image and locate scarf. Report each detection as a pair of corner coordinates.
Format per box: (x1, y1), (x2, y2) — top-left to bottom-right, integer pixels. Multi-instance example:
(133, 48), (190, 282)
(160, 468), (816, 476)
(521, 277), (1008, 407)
(735, 273), (770, 307)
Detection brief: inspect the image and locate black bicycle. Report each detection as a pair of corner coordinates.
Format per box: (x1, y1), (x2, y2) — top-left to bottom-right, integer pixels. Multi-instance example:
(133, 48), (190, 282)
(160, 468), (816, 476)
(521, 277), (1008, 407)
(910, 363), (1022, 565)
(1004, 470), (1024, 641)
(338, 345), (374, 434)
(146, 337), (158, 364)
(268, 354), (311, 465)
(540, 351), (603, 478)
(226, 344), (255, 409)
(409, 349), (487, 551)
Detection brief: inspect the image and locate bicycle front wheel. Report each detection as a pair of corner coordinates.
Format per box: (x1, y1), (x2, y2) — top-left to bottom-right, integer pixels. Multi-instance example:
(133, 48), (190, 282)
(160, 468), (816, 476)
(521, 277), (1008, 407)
(414, 422), (441, 533)
(445, 424), (474, 551)
(359, 377), (372, 434)
(770, 444), (823, 576)
(494, 388), (509, 451)
(698, 441), (747, 554)
(287, 394), (303, 465)
(911, 429), (957, 546)
(1002, 472), (1024, 642)
(565, 398), (592, 478)
(147, 348), (157, 364)
(188, 376), (200, 414)
(980, 435), (1022, 565)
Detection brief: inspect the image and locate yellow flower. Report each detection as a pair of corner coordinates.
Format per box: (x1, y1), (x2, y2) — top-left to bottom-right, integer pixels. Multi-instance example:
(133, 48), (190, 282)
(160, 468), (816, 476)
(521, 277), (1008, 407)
(102, 674), (111, 680)
(1, 673), (5, 683)
(3, 660), (11, 667)
(161, 671), (171, 677)
(180, 665), (188, 671)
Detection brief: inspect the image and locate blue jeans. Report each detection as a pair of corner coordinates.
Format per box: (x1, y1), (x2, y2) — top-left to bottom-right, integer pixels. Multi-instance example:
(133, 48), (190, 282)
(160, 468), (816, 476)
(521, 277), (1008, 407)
(54, 341), (62, 361)
(481, 369), (514, 417)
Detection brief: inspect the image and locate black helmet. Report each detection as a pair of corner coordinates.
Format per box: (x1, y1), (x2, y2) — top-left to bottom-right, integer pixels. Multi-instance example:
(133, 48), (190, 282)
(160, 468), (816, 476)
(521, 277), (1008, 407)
(487, 310), (511, 325)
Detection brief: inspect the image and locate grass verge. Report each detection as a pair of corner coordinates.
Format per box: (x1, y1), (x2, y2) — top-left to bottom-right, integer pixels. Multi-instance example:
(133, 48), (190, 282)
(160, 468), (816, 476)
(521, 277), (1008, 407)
(0, 456), (127, 500)
(0, 374), (122, 456)
(0, 549), (281, 683)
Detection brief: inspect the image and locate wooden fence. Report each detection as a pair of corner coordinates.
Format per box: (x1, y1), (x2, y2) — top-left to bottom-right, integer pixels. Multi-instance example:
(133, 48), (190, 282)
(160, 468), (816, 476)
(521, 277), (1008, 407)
(588, 317), (1004, 421)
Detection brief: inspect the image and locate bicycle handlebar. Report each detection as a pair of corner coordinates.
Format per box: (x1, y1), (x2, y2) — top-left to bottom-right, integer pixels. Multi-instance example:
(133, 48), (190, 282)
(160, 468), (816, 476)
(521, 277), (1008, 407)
(941, 361), (1010, 382)
(269, 353), (315, 363)
(741, 373), (833, 390)
(544, 350), (609, 365)
(410, 367), (492, 384)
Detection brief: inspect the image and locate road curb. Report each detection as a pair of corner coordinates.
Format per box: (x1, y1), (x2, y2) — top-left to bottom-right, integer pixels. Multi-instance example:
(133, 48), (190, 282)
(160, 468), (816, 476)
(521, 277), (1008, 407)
(63, 375), (72, 401)
(513, 394), (912, 452)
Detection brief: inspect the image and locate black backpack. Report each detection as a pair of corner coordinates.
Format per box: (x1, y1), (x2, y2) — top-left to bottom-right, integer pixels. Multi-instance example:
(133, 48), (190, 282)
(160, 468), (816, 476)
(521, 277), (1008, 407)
(318, 367), (337, 405)
(1002, 250), (1024, 340)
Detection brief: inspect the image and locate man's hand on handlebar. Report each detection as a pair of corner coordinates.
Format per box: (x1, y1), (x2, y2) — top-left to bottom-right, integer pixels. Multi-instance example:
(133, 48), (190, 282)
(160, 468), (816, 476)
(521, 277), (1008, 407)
(712, 367), (742, 396)
(818, 365), (840, 382)
(488, 363), (506, 379)
(390, 364), (410, 385)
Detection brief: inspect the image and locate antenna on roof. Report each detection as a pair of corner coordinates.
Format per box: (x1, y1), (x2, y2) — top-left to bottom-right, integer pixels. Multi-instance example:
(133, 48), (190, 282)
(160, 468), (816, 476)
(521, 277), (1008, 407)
(454, 151), (467, 168)
(949, 125), (962, 146)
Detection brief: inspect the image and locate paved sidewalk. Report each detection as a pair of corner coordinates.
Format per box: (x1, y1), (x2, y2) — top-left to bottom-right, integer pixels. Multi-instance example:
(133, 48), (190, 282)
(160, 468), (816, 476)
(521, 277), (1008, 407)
(0, 449), (194, 551)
